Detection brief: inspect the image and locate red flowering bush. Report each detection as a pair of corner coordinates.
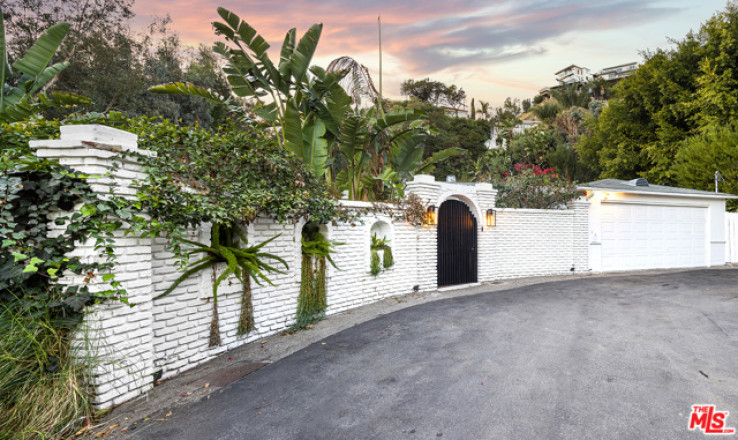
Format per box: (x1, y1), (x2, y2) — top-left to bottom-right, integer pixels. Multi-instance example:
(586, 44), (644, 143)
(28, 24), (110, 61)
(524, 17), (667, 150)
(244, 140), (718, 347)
(495, 164), (580, 209)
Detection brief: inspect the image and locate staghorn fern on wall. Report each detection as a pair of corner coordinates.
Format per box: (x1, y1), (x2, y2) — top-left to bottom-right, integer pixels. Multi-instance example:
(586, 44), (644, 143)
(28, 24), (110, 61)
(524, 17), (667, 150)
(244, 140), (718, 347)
(156, 224), (286, 345)
(382, 245), (394, 269)
(291, 223), (342, 331)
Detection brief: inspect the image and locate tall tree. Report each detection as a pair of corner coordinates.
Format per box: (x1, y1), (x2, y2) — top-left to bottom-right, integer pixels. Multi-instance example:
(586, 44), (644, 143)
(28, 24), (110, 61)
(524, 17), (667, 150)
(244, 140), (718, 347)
(1, 0), (144, 113)
(577, 2), (738, 184)
(673, 124), (738, 209)
(400, 78), (466, 111)
(492, 97), (521, 147)
(393, 100), (489, 181)
(1, 0), (229, 127)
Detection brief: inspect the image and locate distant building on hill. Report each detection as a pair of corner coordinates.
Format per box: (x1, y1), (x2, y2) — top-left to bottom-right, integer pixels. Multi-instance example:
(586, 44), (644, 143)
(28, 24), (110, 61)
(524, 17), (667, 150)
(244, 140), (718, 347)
(555, 65), (592, 85)
(593, 62), (639, 82)
(538, 62), (639, 98)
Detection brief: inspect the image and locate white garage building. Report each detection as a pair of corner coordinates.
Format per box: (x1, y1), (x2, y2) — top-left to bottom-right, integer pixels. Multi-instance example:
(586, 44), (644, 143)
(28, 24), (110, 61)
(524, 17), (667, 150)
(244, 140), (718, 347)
(581, 178), (737, 272)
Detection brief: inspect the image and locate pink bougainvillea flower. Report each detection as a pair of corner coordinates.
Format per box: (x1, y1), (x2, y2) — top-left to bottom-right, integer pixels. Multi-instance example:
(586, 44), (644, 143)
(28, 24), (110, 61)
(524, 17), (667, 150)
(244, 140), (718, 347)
(228, 357), (233, 360)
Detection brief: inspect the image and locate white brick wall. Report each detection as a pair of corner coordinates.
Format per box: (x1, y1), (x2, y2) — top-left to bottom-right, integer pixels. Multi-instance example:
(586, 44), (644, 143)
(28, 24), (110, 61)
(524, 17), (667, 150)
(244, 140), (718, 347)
(728, 212), (738, 263)
(147, 210), (431, 383)
(479, 208), (587, 280)
(34, 126), (591, 408)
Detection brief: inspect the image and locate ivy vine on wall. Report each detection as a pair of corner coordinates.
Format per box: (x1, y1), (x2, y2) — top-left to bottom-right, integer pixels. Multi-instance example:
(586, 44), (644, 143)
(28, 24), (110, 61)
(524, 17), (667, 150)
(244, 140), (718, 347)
(0, 155), (139, 327)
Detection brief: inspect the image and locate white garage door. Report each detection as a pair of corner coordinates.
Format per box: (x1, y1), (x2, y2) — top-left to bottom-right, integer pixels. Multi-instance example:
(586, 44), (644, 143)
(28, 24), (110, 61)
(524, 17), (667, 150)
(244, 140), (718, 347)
(600, 203), (707, 271)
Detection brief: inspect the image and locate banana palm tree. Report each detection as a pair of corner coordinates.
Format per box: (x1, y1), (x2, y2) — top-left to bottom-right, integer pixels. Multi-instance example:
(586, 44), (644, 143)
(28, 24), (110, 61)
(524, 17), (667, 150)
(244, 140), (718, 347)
(326, 56), (379, 111)
(550, 83), (590, 109)
(149, 8), (351, 178)
(336, 106), (461, 201)
(530, 101), (563, 124)
(0, 8), (90, 122)
(478, 100), (490, 119)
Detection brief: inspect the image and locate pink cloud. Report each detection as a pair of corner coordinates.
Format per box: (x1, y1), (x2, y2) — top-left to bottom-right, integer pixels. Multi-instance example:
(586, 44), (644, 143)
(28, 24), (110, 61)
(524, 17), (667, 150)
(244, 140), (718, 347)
(133, 0), (681, 77)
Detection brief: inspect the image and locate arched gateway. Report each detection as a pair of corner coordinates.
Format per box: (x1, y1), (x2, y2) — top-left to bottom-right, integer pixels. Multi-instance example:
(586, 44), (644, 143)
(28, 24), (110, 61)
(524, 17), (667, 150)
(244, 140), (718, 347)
(437, 199), (478, 287)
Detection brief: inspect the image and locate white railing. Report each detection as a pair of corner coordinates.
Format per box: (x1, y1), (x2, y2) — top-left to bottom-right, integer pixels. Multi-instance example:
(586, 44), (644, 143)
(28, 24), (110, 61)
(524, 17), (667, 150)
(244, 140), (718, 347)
(727, 212), (738, 263)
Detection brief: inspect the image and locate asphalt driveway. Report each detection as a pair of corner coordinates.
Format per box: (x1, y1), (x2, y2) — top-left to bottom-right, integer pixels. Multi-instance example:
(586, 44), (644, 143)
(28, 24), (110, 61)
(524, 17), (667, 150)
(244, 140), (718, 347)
(130, 269), (738, 439)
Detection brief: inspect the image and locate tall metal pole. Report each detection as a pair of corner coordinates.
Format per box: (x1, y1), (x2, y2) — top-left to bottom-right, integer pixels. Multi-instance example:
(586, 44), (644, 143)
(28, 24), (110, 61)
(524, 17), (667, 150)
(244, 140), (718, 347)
(716, 170), (724, 193)
(378, 16), (383, 115)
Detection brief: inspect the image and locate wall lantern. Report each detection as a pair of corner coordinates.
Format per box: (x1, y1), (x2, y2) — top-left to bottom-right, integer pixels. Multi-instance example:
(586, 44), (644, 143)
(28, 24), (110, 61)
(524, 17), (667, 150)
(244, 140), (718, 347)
(486, 209), (496, 227)
(427, 205), (437, 225)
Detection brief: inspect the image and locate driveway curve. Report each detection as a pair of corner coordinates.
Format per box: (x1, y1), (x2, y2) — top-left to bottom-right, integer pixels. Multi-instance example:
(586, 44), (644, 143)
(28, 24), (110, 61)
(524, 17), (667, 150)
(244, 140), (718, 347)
(131, 269), (738, 440)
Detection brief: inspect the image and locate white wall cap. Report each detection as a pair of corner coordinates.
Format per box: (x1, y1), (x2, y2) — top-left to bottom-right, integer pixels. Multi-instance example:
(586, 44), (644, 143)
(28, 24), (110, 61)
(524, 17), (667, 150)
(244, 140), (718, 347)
(412, 174), (436, 183)
(475, 182), (494, 191)
(60, 125), (138, 150)
(337, 200), (398, 209)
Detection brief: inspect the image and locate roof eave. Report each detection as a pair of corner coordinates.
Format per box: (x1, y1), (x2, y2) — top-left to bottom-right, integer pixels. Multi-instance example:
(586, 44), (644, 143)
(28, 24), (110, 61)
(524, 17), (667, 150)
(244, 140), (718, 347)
(578, 186), (738, 200)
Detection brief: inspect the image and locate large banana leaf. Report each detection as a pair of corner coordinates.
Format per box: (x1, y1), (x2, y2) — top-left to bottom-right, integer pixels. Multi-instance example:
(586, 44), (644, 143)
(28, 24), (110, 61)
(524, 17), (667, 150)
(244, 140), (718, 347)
(216, 7), (270, 56)
(290, 24), (323, 83)
(389, 130), (426, 172)
(0, 91), (91, 123)
(148, 82), (228, 104)
(283, 98), (304, 157)
(375, 108), (427, 130)
(27, 62), (68, 96)
(0, 97), (34, 122)
(0, 10), (73, 120)
(12, 22), (69, 80)
(278, 28), (297, 92)
(336, 115), (371, 197)
(417, 148), (466, 174)
(302, 119), (328, 177)
(315, 68), (352, 135)
(41, 91), (93, 106)
(253, 101), (279, 123)
(213, 42), (259, 98)
(215, 8), (282, 93)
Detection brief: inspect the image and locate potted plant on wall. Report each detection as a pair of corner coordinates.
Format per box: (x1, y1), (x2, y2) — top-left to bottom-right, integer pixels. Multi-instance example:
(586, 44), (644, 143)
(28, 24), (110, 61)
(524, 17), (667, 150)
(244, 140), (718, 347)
(370, 233), (394, 275)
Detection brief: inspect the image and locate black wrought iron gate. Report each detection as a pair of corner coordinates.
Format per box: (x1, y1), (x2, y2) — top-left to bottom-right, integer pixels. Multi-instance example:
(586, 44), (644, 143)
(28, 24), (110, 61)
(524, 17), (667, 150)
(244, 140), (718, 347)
(437, 200), (478, 287)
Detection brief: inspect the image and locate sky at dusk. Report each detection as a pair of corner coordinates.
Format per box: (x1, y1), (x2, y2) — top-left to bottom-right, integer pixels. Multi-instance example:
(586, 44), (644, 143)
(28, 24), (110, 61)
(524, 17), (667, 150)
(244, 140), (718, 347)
(133, 0), (728, 108)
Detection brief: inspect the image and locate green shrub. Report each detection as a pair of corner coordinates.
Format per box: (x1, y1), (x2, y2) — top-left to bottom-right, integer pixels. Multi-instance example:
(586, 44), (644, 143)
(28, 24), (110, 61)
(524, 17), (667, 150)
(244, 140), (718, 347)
(382, 245), (394, 269)
(370, 249), (381, 276)
(494, 164), (580, 209)
(673, 125), (738, 210)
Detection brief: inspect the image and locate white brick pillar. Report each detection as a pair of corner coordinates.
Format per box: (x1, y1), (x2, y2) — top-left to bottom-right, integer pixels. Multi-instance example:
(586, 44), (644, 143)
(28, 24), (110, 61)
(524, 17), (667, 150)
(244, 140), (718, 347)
(475, 182), (498, 212)
(405, 175), (440, 291)
(405, 174), (441, 206)
(30, 125), (156, 408)
(568, 199), (590, 274)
